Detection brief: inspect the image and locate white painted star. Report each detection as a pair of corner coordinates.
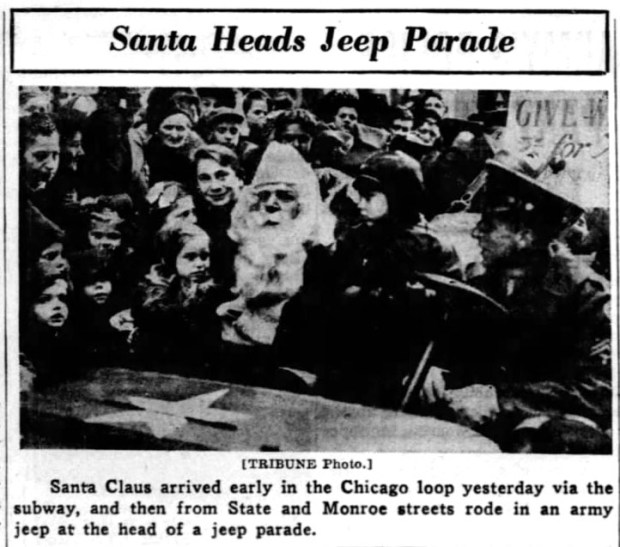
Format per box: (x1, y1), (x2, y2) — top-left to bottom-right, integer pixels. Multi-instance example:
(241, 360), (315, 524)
(86, 389), (250, 438)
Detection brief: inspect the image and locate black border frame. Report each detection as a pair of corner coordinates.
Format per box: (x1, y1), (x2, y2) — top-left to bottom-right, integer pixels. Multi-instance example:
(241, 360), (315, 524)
(9, 8), (610, 75)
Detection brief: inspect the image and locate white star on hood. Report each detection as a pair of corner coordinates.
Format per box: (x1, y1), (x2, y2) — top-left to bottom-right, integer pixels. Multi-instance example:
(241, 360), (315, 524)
(85, 389), (250, 438)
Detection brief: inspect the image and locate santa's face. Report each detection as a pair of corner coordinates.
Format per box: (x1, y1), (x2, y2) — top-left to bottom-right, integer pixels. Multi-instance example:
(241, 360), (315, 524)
(250, 183), (300, 228)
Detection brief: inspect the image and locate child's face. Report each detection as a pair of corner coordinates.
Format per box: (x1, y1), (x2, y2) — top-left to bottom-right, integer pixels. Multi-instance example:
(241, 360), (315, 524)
(424, 96), (446, 118)
(83, 280), (112, 305)
(38, 242), (69, 277)
(211, 122), (240, 148)
(200, 96), (217, 118)
(246, 99), (269, 130)
(334, 107), (358, 135)
(196, 158), (241, 207)
(62, 130), (85, 172)
(176, 235), (211, 284)
(413, 117), (441, 146)
(391, 118), (413, 138)
(88, 222), (122, 253)
(164, 196), (197, 226)
(280, 123), (312, 160)
(358, 190), (389, 224)
(33, 279), (69, 329)
(22, 132), (60, 192)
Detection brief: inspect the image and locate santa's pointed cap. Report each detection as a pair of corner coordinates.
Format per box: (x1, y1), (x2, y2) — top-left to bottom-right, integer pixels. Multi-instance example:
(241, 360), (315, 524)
(251, 142), (318, 190)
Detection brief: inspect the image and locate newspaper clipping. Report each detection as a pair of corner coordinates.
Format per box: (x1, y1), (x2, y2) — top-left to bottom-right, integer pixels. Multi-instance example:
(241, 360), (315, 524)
(2, 2), (619, 546)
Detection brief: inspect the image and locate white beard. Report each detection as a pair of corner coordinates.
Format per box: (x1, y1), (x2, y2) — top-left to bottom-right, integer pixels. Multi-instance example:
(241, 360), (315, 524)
(218, 241), (307, 346)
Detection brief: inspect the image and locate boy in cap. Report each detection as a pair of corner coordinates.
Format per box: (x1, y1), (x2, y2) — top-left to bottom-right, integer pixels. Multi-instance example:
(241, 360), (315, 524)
(199, 107), (245, 151)
(281, 150), (461, 408)
(424, 151), (611, 452)
(198, 107), (259, 173)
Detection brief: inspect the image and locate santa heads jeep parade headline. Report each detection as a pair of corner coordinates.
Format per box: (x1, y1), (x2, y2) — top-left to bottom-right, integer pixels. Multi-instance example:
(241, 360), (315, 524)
(109, 25), (516, 62)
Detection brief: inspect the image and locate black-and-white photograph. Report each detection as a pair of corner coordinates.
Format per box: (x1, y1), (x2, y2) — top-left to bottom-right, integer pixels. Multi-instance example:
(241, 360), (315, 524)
(18, 86), (611, 453)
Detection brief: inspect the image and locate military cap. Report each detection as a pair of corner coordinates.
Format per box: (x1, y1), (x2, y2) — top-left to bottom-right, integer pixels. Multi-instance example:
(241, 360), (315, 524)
(483, 150), (584, 234)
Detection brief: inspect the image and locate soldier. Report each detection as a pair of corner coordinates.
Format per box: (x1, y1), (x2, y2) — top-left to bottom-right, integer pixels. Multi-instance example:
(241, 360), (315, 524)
(423, 151), (611, 453)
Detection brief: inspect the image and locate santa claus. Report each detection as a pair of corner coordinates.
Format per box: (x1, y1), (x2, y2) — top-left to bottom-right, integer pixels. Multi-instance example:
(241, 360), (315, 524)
(218, 142), (334, 346)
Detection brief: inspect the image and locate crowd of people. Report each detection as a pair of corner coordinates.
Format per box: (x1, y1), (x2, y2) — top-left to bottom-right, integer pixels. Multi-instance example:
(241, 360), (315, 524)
(19, 86), (612, 452)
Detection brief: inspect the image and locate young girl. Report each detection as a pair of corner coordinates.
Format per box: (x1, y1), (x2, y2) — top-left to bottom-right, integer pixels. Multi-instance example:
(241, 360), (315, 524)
(146, 180), (198, 233)
(131, 222), (227, 376)
(21, 274), (82, 390)
(78, 194), (140, 299)
(138, 180), (199, 270)
(70, 249), (129, 368)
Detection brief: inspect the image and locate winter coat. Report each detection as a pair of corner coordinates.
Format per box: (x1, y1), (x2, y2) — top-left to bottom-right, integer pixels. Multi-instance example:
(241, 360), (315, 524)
(145, 131), (204, 188)
(72, 297), (129, 369)
(275, 220), (462, 407)
(131, 269), (228, 377)
(21, 321), (86, 390)
(445, 252), (612, 434)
